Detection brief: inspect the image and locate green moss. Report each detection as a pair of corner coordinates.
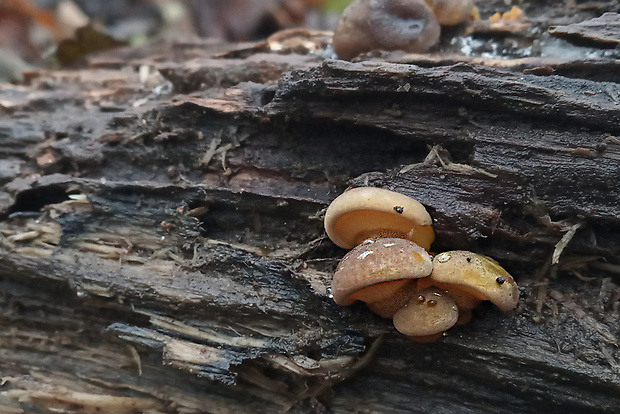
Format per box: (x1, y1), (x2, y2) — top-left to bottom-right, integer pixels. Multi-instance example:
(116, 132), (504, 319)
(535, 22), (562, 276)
(320, 0), (353, 13)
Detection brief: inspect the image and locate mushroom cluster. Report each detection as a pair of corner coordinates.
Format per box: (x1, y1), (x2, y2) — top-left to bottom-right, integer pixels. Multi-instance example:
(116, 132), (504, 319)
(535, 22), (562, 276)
(332, 0), (476, 61)
(324, 187), (518, 342)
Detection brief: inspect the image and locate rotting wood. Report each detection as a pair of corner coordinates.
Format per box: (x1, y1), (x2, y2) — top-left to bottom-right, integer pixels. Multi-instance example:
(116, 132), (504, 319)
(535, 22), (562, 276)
(382, 53), (620, 83)
(550, 12), (620, 47)
(1, 1), (620, 413)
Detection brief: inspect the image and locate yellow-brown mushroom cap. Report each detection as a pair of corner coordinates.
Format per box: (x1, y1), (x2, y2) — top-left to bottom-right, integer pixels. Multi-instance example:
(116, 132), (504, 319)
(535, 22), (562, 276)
(332, 238), (432, 306)
(430, 251), (519, 312)
(324, 187), (435, 250)
(392, 287), (459, 336)
(419, 276), (480, 310)
(424, 0), (474, 26)
(333, 0), (441, 61)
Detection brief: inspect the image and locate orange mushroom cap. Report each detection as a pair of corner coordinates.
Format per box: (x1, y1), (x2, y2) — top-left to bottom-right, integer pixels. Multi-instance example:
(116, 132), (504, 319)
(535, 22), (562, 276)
(332, 0), (441, 61)
(424, 0), (474, 26)
(324, 187), (435, 250)
(429, 251), (519, 312)
(332, 238), (432, 306)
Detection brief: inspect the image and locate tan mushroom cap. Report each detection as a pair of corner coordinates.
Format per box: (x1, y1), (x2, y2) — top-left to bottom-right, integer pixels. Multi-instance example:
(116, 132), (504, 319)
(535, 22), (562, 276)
(333, 0), (441, 61)
(424, 0), (474, 26)
(332, 238), (432, 306)
(392, 287), (459, 336)
(430, 251), (519, 312)
(324, 187), (435, 250)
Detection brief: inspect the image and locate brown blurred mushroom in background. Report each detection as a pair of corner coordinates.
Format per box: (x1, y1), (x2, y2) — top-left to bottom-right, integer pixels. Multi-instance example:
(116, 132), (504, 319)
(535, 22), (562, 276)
(424, 0), (474, 26)
(187, 0), (307, 41)
(332, 0), (441, 60)
(0, 0), (337, 79)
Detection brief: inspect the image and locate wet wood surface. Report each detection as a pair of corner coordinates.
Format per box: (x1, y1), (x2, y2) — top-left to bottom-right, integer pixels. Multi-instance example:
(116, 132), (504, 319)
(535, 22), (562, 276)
(1, 1), (620, 413)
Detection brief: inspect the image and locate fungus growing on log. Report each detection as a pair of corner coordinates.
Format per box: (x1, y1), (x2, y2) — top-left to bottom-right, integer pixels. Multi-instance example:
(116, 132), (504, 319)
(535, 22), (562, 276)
(323, 187), (435, 251)
(325, 188), (518, 342)
(333, 0), (441, 60)
(392, 287), (459, 341)
(332, 238), (433, 315)
(425, 251), (519, 312)
(424, 0), (474, 26)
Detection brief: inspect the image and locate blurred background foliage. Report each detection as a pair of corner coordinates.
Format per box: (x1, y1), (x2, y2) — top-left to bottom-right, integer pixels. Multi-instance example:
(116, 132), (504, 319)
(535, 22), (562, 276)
(0, 0), (356, 81)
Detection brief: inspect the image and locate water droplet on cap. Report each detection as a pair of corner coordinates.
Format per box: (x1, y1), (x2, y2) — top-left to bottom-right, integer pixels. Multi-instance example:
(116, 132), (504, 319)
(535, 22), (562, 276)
(437, 253), (451, 263)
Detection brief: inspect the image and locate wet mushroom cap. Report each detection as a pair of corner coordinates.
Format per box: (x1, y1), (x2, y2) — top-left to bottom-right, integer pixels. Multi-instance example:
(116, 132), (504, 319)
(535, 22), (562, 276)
(324, 187), (435, 250)
(424, 0), (474, 26)
(333, 0), (441, 61)
(430, 251), (519, 311)
(392, 287), (459, 336)
(419, 275), (480, 310)
(332, 238), (433, 306)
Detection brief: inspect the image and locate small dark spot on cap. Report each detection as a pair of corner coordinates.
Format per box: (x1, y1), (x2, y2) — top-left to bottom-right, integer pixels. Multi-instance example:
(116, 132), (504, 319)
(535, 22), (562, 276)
(496, 276), (506, 285)
(427, 300), (437, 307)
(466, 257), (471, 263)
(416, 295), (425, 304)
(394, 206), (404, 214)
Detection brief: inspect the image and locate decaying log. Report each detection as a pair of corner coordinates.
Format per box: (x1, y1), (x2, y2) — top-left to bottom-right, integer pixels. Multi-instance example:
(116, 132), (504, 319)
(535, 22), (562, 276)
(1, 2), (620, 413)
(550, 12), (620, 48)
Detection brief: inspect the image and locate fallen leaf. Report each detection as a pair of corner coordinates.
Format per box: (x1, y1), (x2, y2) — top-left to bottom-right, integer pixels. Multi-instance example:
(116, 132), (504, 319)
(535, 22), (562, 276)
(56, 24), (127, 66)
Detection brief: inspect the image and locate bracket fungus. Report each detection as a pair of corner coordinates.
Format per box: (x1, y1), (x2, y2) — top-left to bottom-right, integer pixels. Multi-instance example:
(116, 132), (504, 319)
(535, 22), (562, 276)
(332, 238), (433, 317)
(332, 0), (441, 61)
(423, 0), (474, 26)
(324, 187), (435, 251)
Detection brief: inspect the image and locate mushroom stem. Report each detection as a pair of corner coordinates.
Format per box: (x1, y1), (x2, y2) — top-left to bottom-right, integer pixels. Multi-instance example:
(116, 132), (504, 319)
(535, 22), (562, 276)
(349, 279), (410, 303)
(456, 310), (472, 325)
(365, 280), (418, 318)
(440, 287), (481, 311)
(409, 333), (444, 343)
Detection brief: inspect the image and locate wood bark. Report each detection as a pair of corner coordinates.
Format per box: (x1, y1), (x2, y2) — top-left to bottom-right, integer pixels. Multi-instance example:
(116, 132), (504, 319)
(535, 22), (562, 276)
(1, 1), (620, 413)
